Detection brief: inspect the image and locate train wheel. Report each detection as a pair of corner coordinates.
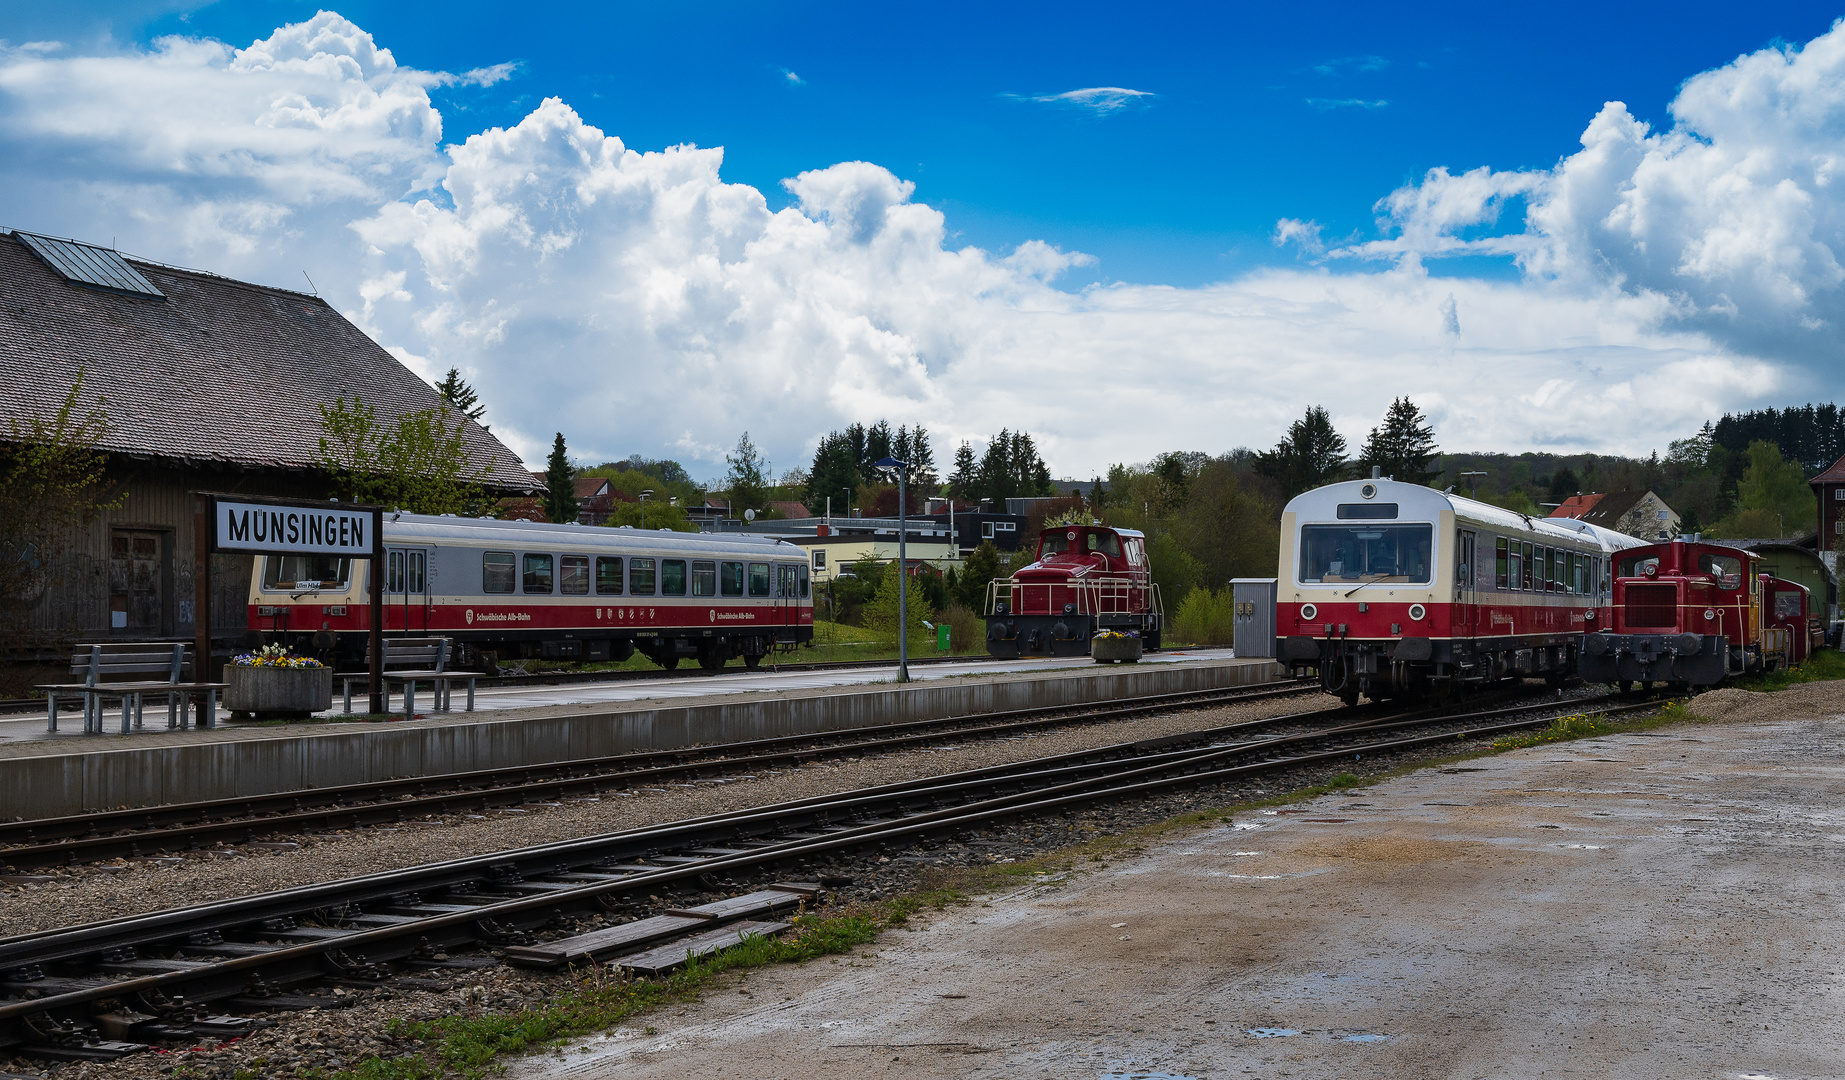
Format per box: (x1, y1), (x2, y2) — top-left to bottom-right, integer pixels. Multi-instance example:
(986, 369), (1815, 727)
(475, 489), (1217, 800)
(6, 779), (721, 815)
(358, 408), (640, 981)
(1640, 680), (1653, 692)
(744, 652), (763, 670)
(1339, 691), (1360, 708)
(1618, 680), (1633, 693)
(659, 656), (680, 671)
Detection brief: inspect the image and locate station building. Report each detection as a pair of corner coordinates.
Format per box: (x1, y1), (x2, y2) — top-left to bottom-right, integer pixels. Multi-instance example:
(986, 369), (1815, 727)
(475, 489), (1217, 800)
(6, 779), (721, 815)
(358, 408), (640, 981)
(0, 229), (533, 660)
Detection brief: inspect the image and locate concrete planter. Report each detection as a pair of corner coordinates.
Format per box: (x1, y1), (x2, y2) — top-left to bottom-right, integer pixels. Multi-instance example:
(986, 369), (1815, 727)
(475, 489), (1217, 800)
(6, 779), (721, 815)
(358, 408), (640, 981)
(224, 665), (333, 719)
(1090, 634), (1144, 664)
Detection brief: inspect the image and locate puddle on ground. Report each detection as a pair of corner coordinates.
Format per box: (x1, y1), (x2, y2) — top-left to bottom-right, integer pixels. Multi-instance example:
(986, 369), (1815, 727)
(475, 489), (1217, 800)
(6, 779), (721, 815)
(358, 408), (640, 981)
(1302, 817), (1352, 823)
(1232, 823), (1265, 831)
(1441, 767), (1489, 773)
(1534, 824), (1563, 829)
(1555, 843), (1605, 850)
(1246, 1027), (1302, 1038)
(1100, 1073), (1201, 1080)
(1336, 1033), (1391, 1043)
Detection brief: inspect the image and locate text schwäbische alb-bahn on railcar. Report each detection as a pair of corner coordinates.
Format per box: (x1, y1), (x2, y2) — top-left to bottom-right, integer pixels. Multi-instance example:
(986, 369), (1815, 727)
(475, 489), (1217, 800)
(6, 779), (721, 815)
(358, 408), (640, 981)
(247, 514), (813, 671)
(1275, 477), (1644, 703)
(1578, 540), (1819, 689)
(983, 524), (1163, 657)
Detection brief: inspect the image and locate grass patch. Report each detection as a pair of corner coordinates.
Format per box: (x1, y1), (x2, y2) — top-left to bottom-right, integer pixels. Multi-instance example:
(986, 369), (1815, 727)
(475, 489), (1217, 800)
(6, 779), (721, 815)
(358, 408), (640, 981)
(321, 904), (902, 1080)
(1730, 648), (1845, 693)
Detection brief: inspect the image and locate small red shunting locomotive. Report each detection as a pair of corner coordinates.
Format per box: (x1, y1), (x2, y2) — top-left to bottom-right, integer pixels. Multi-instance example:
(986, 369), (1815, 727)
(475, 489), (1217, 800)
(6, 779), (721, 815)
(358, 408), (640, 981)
(983, 525), (1163, 657)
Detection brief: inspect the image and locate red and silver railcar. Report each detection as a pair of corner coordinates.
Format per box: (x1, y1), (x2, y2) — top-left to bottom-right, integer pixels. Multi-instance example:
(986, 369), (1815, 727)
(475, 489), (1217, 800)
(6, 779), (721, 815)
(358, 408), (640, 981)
(1276, 478), (1642, 703)
(984, 524), (1162, 657)
(1579, 541), (1814, 688)
(247, 514), (813, 670)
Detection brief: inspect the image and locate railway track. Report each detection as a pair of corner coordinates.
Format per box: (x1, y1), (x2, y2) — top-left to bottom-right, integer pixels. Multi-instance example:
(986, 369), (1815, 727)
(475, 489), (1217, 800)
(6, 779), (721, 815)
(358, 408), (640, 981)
(0, 679), (1321, 872)
(0, 689), (1655, 1061)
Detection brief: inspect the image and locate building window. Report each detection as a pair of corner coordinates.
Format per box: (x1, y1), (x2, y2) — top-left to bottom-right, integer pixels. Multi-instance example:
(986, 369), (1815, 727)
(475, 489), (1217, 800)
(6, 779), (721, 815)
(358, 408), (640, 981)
(484, 552), (515, 594)
(982, 522), (995, 539)
(522, 554), (553, 594)
(813, 550), (826, 570)
(596, 556), (622, 595)
(1835, 488), (1844, 500)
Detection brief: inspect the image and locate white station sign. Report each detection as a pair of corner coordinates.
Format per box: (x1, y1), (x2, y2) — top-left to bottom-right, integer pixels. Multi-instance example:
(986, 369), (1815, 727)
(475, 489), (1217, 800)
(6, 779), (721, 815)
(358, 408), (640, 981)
(215, 499), (375, 555)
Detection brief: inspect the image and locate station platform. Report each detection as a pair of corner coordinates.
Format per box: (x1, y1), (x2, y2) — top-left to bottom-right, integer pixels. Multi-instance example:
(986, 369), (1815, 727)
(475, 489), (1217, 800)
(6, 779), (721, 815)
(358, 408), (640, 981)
(0, 650), (1277, 819)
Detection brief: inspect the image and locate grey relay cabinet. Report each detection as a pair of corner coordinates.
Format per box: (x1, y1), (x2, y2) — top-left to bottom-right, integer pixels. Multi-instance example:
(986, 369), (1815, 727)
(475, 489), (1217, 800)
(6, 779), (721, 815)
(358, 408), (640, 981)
(1229, 578), (1277, 659)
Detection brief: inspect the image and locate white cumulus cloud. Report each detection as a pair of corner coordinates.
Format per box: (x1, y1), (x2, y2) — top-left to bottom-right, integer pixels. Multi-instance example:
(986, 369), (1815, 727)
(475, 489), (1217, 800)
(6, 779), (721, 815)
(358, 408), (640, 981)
(0, 11), (1830, 476)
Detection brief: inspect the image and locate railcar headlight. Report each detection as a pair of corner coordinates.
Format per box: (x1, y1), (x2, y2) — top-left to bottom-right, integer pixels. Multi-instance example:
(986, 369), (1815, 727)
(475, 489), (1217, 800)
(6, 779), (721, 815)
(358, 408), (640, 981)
(1704, 608), (1716, 621)
(1408, 604), (1426, 621)
(1300, 603), (1318, 621)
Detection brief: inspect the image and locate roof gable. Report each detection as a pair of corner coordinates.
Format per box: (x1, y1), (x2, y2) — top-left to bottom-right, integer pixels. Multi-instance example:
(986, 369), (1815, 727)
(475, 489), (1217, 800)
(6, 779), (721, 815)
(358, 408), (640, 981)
(1810, 453), (1845, 485)
(0, 232), (535, 491)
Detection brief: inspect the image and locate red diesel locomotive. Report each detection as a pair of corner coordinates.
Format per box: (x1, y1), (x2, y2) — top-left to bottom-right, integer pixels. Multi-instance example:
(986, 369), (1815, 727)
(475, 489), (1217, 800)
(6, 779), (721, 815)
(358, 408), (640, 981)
(984, 524), (1163, 657)
(247, 513), (814, 670)
(1275, 478), (1645, 703)
(1578, 541), (1816, 688)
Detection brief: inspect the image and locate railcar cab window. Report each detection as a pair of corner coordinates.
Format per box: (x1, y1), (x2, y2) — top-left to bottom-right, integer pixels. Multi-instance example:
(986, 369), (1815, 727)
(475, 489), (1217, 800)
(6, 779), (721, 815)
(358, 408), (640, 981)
(522, 553), (553, 594)
(560, 555), (590, 596)
(1774, 588), (1804, 618)
(692, 561), (717, 597)
(596, 557), (622, 595)
(1040, 532), (1070, 557)
(629, 558), (656, 595)
(1698, 553), (1744, 589)
(263, 555), (350, 592)
(483, 552), (515, 594)
(1618, 554), (1661, 579)
(749, 563), (771, 597)
(662, 560), (687, 597)
(1298, 524), (1432, 584)
(1085, 531), (1122, 557)
(721, 562), (745, 597)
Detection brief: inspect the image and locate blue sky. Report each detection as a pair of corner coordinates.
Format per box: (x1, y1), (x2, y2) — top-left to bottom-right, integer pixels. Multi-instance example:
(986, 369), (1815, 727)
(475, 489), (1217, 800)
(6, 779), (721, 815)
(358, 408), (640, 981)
(3, 3), (1844, 473)
(26, 1), (1840, 288)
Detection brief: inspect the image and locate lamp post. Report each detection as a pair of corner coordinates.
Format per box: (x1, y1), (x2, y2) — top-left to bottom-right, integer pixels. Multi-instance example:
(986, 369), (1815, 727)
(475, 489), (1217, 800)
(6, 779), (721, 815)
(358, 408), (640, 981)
(640, 489), (653, 529)
(875, 455), (910, 683)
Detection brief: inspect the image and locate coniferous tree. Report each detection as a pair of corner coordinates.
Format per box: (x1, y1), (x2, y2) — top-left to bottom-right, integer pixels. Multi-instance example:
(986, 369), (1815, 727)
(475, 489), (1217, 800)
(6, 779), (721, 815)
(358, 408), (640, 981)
(1547, 467), (1581, 504)
(1356, 398), (1439, 485)
(1256, 406), (1349, 497)
(543, 433), (578, 523)
(725, 431), (770, 514)
(806, 432), (862, 516)
(865, 421), (894, 474)
(434, 368), (486, 424)
(947, 442), (977, 502)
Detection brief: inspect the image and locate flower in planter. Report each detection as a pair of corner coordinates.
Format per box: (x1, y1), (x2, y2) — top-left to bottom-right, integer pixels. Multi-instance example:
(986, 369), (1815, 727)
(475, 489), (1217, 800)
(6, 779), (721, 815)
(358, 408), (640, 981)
(231, 643), (324, 669)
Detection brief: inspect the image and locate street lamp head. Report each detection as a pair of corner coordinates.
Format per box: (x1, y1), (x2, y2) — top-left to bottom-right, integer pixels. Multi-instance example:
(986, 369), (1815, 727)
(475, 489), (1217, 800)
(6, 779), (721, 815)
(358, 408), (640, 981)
(874, 456), (906, 471)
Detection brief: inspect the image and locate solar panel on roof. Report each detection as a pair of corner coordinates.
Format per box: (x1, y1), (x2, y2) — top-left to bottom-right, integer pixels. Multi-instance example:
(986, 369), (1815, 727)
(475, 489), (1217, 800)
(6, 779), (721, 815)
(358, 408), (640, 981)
(14, 231), (164, 298)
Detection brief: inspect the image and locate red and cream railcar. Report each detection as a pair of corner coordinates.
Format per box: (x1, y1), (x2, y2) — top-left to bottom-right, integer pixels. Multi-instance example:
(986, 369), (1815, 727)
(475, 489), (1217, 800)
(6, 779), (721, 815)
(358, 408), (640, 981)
(1275, 479), (1643, 703)
(247, 514), (813, 671)
(1579, 542), (1813, 688)
(984, 524), (1162, 657)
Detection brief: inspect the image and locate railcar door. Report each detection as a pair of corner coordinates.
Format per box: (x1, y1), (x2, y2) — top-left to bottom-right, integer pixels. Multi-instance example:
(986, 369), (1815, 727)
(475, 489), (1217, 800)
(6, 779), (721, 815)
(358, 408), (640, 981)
(776, 564), (800, 626)
(385, 546), (433, 634)
(1455, 532), (1476, 637)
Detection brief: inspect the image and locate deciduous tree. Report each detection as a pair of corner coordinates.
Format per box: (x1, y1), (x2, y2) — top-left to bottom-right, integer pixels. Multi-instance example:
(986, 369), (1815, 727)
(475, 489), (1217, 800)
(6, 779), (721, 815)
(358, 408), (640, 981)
(315, 397), (496, 516)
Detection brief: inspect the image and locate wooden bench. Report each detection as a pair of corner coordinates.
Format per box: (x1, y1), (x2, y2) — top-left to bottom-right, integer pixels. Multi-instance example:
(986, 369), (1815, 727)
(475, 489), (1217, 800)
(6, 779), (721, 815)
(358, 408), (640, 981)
(37, 643), (228, 735)
(340, 637), (481, 717)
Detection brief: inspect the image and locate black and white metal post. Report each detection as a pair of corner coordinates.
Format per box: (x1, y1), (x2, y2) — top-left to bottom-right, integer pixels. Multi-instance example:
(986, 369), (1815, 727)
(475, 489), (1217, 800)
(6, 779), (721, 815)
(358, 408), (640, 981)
(876, 455), (910, 682)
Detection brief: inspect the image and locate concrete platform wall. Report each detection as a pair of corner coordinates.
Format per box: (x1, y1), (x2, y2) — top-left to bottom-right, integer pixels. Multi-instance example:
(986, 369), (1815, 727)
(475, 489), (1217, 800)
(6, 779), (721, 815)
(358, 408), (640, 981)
(7, 660), (1280, 817)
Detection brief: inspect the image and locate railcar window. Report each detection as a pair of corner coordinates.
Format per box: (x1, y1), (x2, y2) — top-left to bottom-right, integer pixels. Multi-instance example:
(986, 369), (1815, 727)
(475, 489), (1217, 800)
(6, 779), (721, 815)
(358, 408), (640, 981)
(721, 562), (744, 597)
(523, 554), (554, 594)
(1508, 544), (1522, 592)
(1521, 542), (1534, 591)
(596, 557), (622, 595)
(1775, 589), (1803, 618)
(692, 560), (717, 597)
(483, 552), (515, 594)
(560, 555), (590, 596)
(1495, 538), (1508, 590)
(1040, 533), (1069, 557)
(1548, 549), (1560, 593)
(629, 558), (656, 595)
(1126, 538), (1144, 566)
(1297, 524), (1433, 584)
(1698, 553), (1744, 589)
(749, 563), (771, 597)
(387, 551), (405, 594)
(1085, 532), (1123, 556)
(1618, 554), (1660, 578)
(799, 564), (810, 598)
(662, 560), (687, 596)
(263, 555), (351, 591)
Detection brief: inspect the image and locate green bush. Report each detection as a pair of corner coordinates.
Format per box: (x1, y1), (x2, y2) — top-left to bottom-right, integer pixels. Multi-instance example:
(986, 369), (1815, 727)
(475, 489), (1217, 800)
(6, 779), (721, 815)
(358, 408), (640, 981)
(1171, 585), (1236, 645)
(939, 602), (983, 654)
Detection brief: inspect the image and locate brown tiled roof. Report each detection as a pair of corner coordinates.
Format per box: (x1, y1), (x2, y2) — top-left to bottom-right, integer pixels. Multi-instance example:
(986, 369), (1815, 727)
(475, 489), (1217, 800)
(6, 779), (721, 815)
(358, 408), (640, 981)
(1577, 490), (1648, 529)
(769, 500), (811, 518)
(1547, 493), (1603, 519)
(0, 232), (536, 492)
(1809, 454), (1845, 485)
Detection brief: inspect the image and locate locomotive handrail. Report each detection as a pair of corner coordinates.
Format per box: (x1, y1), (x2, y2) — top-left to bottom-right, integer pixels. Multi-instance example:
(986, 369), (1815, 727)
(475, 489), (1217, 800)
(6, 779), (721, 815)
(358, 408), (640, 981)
(984, 575), (1160, 618)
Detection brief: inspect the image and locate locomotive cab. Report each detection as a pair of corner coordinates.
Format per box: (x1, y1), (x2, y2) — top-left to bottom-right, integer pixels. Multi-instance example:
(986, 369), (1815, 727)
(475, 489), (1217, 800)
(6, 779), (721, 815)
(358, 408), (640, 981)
(1579, 541), (1784, 688)
(983, 525), (1162, 657)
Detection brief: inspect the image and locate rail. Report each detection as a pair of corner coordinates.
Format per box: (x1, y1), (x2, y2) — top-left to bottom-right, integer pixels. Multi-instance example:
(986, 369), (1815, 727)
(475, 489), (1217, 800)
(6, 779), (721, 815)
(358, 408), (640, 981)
(984, 575), (1163, 619)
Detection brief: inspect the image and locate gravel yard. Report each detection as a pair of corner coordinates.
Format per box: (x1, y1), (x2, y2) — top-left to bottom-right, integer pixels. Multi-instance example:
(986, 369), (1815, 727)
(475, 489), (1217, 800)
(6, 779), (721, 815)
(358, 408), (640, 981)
(0, 690), (1341, 938)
